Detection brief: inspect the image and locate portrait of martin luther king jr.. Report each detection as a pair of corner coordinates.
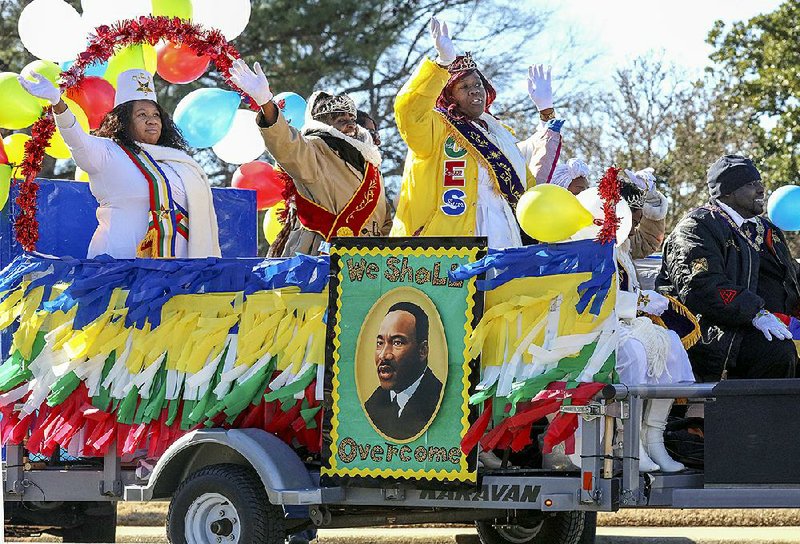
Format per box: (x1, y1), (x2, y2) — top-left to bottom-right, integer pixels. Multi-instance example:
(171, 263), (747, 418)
(364, 301), (444, 441)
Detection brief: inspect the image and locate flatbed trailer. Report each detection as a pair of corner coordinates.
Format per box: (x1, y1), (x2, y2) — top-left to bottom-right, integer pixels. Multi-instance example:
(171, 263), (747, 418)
(6, 378), (800, 543)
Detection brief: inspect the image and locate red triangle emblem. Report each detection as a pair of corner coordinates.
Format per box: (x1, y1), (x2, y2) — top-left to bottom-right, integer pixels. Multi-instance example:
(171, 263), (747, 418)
(718, 288), (738, 305)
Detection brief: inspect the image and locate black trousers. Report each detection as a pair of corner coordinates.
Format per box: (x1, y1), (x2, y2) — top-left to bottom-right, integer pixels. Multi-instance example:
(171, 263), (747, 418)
(729, 328), (798, 379)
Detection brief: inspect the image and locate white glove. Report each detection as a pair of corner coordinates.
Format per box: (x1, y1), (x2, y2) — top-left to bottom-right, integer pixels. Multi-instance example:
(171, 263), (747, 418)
(430, 17), (456, 65)
(17, 72), (61, 105)
(228, 59), (273, 106)
(625, 167), (656, 193)
(527, 64), (553, 111)
(637, 290), (669, 316)
(752, 310), (793, 341)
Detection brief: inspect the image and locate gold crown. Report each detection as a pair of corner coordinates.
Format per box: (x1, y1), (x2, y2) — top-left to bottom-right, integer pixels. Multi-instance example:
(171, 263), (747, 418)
(311, 93), (356, 119)
(448, 52), (478, 74)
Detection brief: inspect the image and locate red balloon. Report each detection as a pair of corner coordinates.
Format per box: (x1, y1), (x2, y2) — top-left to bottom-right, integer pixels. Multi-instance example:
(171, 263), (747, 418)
(232, 161), (284, 210)
(0, 137), (8, 165)
(66, 76), (116, 130)
(156, 40), (211, 84)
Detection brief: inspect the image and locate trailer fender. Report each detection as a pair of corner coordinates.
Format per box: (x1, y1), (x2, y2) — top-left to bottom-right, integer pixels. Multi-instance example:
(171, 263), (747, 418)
(129, 428), (318, 505)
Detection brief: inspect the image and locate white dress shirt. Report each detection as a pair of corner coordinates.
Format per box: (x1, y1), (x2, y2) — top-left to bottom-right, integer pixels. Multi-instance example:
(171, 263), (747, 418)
(389, 368), (427, 417)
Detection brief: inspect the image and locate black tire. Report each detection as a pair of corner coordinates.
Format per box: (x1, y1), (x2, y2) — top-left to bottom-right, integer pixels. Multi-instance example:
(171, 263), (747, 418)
(476, 511), (586, 544)
(167, 463), (284, 544)
(578, 512), (597, 544)
(60, 502), (117, 543)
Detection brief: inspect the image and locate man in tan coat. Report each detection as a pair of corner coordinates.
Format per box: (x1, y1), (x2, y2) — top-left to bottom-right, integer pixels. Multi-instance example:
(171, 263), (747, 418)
(229, 60), (393, 256)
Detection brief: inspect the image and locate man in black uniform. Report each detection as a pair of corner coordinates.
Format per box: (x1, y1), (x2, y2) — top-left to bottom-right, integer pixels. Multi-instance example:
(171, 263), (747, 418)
(365, 302), (443, 440)
(657, 154), (799, 381)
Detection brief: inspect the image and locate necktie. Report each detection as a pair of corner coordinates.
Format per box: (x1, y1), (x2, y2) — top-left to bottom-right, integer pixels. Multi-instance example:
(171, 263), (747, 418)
(390, 395), (401, 417)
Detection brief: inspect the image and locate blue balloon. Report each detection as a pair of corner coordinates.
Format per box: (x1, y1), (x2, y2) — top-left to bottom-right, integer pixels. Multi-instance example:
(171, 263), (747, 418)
(60, 60), (108, 77)
(174, 88), (241, 148)
(273, 91), (307, 129)
(767, 185), (800, 231)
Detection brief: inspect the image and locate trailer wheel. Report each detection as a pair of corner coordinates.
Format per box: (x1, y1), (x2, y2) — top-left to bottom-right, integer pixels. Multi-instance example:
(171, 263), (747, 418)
(475, 511), (588, 544)
(578, 512), (597, 544)
(166, 463), (284, 544)
(60, 502), (117, 543)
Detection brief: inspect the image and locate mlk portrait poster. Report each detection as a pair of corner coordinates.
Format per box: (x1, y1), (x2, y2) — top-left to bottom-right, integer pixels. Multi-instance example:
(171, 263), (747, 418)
(321, 238), (484, 485)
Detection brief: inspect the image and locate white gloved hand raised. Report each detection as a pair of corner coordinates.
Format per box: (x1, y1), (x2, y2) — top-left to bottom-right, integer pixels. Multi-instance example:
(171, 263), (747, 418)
(625, 167), (656, 193)
(17, 72), (61, 105)
(430, 17), (456, 66)
(752, 310), (793, 341)
(228, 59), (273, 106)
(527, 64), (553, 111)
(637, 290), (670, 316)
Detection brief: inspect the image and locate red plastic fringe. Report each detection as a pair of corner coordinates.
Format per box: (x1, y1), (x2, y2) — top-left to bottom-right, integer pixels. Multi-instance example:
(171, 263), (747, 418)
(460, 397), (493, 455)
(1, 377), (323, 458)
(460, 381), (606, 456)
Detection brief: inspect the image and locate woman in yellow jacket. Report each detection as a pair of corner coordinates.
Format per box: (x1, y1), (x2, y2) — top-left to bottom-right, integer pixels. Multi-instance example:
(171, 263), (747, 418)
(391, 17), (563, 248)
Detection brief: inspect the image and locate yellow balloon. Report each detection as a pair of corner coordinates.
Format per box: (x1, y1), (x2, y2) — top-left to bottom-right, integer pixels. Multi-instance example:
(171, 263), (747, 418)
(21, 60), (62, 107)
(151, 0), (193, 20)
(516, 184), (594, 243)
(104, 44), (158, 88)
(74, 166), (90, 182)
(0, 72), (43, 130)
(3, 133), (31, 166)
(46, 98), (91, 160)
(0, 163), (11, 209)
(263, 201), (286, 244)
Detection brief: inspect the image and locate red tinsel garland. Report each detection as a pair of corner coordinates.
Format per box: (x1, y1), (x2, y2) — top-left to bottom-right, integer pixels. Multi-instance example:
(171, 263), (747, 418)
(15, 15), (251, 251)
(14, 108), (56, 251)
(597, 166), (622, 244)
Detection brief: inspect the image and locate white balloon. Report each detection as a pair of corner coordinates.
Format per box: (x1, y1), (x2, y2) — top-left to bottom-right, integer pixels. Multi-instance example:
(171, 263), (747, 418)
(81, 0), (151, 31)
(191, 0), (251, 40)
(212, 110), (265, 165)
(18, 0), (88, 63)
(571, 187), (633, 246)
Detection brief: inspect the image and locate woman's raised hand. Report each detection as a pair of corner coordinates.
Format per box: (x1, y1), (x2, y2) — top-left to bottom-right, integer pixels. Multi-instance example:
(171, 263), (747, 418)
(17, 72), (61, 105)
(229, 59), (273, 106)
(527, 64), (553, 111)
(430, 17), (456, 65)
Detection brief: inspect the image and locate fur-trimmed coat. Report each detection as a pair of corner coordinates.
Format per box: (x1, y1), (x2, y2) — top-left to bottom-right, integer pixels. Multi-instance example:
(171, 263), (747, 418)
(257, 111), (393, 256)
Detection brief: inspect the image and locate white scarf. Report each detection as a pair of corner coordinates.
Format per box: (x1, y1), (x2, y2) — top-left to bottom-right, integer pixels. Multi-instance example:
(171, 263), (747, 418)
(139, 143), (221, 258)
(301, 119), (382, 167)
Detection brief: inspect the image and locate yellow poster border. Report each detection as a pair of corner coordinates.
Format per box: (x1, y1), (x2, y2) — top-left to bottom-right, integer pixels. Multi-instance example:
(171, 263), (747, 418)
(322, 244), (480, 483)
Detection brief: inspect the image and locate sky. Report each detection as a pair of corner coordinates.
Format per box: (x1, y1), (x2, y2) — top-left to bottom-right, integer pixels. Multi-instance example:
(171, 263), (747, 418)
(544, 0), (784, 82)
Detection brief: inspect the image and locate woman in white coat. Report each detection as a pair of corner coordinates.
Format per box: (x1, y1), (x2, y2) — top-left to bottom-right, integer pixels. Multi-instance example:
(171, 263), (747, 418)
(18, 69), (220, 259)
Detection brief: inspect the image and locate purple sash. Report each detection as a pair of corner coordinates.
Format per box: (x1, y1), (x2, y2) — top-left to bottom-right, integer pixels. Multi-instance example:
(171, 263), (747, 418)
(436, 109), (525, 208)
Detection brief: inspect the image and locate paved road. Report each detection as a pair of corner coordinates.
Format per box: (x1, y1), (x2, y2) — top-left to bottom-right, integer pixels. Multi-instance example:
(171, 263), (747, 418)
(11, 526), (800, 543)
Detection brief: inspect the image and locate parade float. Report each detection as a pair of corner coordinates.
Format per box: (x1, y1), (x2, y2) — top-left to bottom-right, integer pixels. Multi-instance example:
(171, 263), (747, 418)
(2, 3), (800, 544)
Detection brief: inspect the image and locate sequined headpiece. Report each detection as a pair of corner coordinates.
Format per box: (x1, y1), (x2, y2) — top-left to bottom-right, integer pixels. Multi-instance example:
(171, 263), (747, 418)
(448, 51), (477, 74)
(620, 180), (646, 210)
(310, 93), (356, 119)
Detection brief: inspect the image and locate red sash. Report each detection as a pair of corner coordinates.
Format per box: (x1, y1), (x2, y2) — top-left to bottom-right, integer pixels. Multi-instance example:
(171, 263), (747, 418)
(293, 162), (381, 240)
